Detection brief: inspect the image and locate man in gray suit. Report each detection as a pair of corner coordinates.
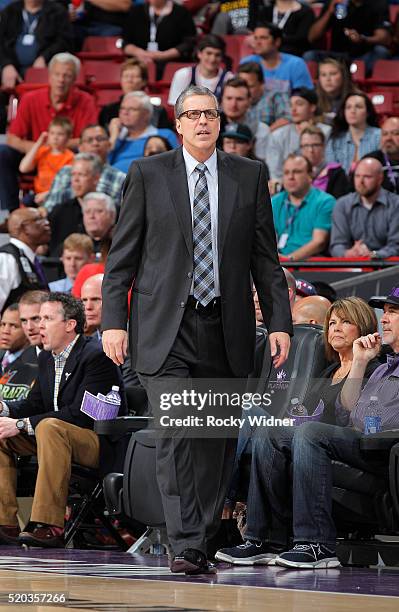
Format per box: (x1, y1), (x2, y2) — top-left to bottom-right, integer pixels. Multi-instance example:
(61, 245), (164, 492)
(102, 85), (292, 574)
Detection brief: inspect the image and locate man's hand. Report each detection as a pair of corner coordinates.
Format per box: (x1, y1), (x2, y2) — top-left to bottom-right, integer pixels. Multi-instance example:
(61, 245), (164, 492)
(352, 332), (381, 364)
(345, 240), (368, 258)
(102, 329), (128, 366)
(1, 64), (21, 89)
(0, 417), (19, 440)
(344, 29), (363, 44)
(269, 332), (290, 369)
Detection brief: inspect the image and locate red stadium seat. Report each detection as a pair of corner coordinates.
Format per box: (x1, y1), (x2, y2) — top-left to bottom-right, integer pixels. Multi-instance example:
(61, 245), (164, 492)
(306, 60), (318, 81)
(77, 36), (124, 60)
(95, 89), (123, 108)
(82, 61), (121, 88)
(390, 5), (399, 24)
(368, 91), (395, 117)
(158, 62), (196, 86)
(349, 60), (366, 86)
(367, 60), (399, 87)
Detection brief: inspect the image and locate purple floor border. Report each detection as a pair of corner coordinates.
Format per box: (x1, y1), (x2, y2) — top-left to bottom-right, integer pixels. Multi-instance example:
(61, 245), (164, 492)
(0, 546), (398, 598)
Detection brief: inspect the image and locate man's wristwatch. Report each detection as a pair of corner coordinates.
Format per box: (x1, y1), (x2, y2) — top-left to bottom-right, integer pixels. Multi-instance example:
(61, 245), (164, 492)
(16, 419), (26, 432)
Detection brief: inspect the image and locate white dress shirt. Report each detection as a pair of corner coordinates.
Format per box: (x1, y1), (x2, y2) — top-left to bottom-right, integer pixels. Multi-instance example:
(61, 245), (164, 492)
(182, 146), (220, 297)
(0, 238), (36, 313)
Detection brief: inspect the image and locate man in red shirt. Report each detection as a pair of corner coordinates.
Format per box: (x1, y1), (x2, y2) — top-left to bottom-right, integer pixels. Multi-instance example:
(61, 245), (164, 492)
(0, 52), (98, 212)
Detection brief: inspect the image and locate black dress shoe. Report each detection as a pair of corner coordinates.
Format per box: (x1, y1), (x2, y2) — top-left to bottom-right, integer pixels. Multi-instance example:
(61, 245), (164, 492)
(170, 548), (217, 575)
(18, 524), (64, 548)
(0, 525), (21, 545)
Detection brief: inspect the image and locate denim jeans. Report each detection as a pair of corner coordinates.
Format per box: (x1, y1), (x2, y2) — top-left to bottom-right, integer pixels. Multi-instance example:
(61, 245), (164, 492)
(245, 421), (386, 549)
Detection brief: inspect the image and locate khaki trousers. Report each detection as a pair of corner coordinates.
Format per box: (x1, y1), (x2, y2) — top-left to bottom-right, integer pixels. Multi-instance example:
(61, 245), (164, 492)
(0, 418), (99, 528)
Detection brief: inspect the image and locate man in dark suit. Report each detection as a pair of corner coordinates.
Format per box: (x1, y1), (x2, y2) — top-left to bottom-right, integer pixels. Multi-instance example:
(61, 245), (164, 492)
(0, 292), (125, 548)
(102, 85), (292, 573)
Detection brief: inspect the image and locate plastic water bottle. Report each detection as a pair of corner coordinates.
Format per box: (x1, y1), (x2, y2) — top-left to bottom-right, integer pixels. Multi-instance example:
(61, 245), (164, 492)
(364, 396), (382, 435)
(290, 398), (308, 417)
(335, 1), (348, 20)
(106, 385), (121, 407)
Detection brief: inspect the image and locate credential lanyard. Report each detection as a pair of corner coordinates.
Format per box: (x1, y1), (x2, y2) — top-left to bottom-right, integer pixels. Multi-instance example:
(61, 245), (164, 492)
(272, 6), (291, 30)
(22, 10), (39, 35)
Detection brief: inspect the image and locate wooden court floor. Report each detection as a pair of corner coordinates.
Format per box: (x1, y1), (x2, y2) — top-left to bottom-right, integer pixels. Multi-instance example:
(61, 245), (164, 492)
(0, 568), (399, 612)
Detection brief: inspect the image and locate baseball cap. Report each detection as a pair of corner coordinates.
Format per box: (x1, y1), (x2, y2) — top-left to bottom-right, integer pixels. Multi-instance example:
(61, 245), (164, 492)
(296, 279), (317, 298)
(291, 87), (318, 106)
(368, 286), (399, 309)
(221, 123), (253, 142)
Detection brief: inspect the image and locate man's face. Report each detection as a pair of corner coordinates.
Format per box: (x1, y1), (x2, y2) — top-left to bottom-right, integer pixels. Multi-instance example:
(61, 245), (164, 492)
(222, 86), (250, 121)
(48, 60), (76, 99)
(22, 208), (51, 247)
(253, 27), (277, 56)
(39, 302), (76, 353)
(381, 118), (399, 156)
(0, 309), (27, 352)
(222, 137), (251, 157)
(61, 249), (91, 281)
(81, 282), (102, 332)
(237, 72), (264, 104)
(290, 96), (315, 124)
(19, 303), (42, 347)
(283, 157), (312, 196)
(198, 47), (223, 73)
(381, 304), (399, 352)
(83, 199), (114, 239)
(119, 96), (149, 129)
(121, 66), (146, 94)
(79, 127), (110, 162)
(71, 161), (99, 198)
(175, 94), (220, 154)
(354, 161), (383, 198)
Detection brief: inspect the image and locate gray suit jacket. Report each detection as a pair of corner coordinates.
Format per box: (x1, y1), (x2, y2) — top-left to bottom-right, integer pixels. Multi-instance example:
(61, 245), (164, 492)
(102, 147), (292, 376)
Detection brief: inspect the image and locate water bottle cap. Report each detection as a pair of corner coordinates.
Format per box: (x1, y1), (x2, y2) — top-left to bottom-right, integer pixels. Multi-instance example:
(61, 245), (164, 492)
(111, 385), (119, 392)
(291, 398), (299, 405)
(370, 396), (378, 401)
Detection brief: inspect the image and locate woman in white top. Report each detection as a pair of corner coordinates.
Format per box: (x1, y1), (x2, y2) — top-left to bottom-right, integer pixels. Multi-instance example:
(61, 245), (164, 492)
(168, 34), (234, 105)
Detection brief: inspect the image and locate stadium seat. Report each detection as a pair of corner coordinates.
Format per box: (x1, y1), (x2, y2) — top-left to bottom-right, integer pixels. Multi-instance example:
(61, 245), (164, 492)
(306, 60), (318, 81)
(367, 60), (399, 87)
(77, 36), (124, 61)
(95, 88), (123, 108)
(82, 61), (122, 89)
(368, 91), (395, 117)
(349, 60), (366, 86)
(158, 62), (196, 87)
(390, 4), (399, 24)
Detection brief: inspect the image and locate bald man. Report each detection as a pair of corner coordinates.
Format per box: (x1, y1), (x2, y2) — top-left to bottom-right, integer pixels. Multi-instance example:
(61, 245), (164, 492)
(292, 296), (331, 326)
(330, 157), (399, 259)
(0, 209), (51, 313)
(81, 274), (104, 338)
(366, 116), (399, 195)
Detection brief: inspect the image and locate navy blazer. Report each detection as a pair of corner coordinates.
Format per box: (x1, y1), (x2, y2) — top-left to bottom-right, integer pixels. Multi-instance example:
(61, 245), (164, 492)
(8, 335), (126, 430)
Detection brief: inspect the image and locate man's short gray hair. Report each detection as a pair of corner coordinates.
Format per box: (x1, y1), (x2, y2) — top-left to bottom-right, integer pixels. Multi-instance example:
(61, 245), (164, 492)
(74, 153), (103, 176)
(82, 192), (117, 218)
(174, 85), (218, 119)
(48, 53), (81, 77)
(123, 91), (153, 119)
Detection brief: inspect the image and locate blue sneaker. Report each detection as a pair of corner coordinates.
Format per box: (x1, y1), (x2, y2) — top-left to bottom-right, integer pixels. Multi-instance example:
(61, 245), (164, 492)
(275, 543), (340, 569)
(215, 540), (281, 565)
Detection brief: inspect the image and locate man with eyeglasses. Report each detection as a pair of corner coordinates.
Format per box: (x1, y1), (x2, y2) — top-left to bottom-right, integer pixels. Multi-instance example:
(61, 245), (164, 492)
(108, 91), (178, 173)
(0, 208), (50, 314)
(365, 117), (399, 195)
(102, 84), (292, 574)
(44, 124), (126, 213)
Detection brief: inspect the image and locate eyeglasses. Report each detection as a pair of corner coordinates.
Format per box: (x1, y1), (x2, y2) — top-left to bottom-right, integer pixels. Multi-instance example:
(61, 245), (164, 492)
(81, 136), (108, 144)
(178, 109), (220, 120)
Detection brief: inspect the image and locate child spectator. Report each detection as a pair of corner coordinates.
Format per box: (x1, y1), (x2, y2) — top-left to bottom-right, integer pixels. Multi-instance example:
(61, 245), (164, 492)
(19, 116), (74, 204)
(49, 233), (94, 293)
